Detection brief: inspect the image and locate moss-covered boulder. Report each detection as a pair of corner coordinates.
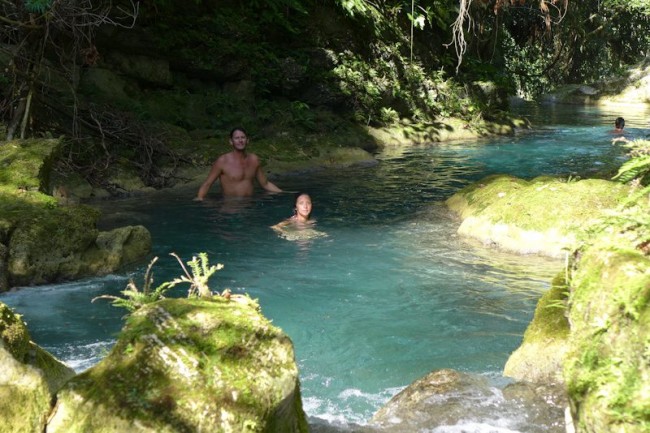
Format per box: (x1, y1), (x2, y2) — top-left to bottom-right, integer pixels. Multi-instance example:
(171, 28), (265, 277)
(0, 302), (75, 433)
(5, 203), (152, 287)
(0, 139), (152, 289)
(503, 274), (571, 384)
(445, 175), (629, 257)
(563, 241), (650, 433)
(47, 297), (308, 433)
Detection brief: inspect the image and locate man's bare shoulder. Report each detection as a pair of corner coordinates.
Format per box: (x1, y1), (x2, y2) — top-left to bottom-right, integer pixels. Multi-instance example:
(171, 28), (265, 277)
(214, 151), (236, 165)
(246, 153), (261, 164)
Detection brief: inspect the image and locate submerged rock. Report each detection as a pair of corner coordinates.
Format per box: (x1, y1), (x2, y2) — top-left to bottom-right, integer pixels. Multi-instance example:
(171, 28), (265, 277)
(47, 297), (308, 433)
(0, 302), (75, 433)
(370, 369), (565, 433)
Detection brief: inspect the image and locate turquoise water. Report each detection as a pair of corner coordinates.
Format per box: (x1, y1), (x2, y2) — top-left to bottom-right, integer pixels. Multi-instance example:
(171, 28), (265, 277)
(2, 104), (649, 429)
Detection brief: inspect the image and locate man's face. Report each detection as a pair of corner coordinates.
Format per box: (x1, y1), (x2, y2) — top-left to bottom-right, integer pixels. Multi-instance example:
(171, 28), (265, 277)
(230, 130), (248, 151)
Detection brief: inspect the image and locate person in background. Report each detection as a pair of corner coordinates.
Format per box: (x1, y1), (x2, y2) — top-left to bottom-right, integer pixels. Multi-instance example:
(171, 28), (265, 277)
(615, 117), (625, 132)
(612, 117), (629, 143)
(195, 127), (282, 200)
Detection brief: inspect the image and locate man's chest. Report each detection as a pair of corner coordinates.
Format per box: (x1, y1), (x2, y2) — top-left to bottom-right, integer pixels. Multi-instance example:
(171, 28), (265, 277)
(222, 161), (257, 180)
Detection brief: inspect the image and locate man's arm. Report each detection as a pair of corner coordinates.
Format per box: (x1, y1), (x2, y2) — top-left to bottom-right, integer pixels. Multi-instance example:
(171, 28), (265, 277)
(196, 160), (223, 200)
(256, 166), (282, 193)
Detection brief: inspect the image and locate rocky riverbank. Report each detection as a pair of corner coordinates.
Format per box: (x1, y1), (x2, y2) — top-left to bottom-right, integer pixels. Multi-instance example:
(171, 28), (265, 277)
(445, 172), (650, 432)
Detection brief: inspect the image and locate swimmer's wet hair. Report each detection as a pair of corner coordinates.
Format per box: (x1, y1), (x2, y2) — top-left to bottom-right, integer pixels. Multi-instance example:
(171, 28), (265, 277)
(230, 127), (247, 138)
(294, 191), (310, 203)
(615, 117), (625, 129)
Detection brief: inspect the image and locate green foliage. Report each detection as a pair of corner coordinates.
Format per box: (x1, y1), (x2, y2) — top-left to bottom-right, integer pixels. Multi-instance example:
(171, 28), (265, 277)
(603, 0), (650, 15)
(93, 253), (225, 312)
(336, 0), (381, 19)
(23, 0), (52, 13)
(576, 143), (650, 254)
(580, 205), (650, 255)
(166, 252), (223, 298)
(466, 0), (650, 98)
(92, 257), (172, 312)
(613, 140), (650, 184)
(499, 30), (552, 99)
(613, 139), (650, 207)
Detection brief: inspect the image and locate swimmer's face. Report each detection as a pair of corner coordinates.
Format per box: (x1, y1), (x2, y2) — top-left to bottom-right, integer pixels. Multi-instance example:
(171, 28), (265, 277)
(295, 194), (312, 220)
(230, 129), (248, 150)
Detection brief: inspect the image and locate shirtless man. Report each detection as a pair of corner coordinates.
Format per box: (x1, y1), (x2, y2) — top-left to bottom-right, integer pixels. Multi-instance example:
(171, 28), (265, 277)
(195, 127), (282, 200)
(612, 117), (629, 143)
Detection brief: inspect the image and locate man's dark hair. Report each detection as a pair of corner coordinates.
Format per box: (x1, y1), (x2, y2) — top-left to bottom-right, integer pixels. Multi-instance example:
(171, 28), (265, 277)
(615, 117), (625, 129)
(230, 127), (247, 138)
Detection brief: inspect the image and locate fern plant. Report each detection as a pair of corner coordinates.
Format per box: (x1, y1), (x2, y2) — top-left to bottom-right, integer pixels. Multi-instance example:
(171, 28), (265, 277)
(612, 139), (650, 207)
(92, 252), (225, 312)
(92, 257), (172, 312)
(166, 252), (223, 298)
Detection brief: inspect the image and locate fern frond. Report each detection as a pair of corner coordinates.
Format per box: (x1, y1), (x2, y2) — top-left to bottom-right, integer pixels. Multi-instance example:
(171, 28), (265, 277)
(613, 155), (650, 183)
(621, 185), (650, 208)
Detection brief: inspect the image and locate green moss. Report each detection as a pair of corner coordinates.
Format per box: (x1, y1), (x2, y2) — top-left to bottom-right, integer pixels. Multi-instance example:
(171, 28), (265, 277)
(564, 239), (650, 431)
(0, 302), (31, 361)
(448, 176), (628, 232)
(0, 138), (62, 194)
(0, 381), (51, 433)
(59, 297), (305, 432)
(523, 273), (571, 341)
(446, 174), (529, 219)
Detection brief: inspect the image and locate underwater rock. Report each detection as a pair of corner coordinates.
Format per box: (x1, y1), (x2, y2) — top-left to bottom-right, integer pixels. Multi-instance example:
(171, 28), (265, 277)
(47, 297), (308, 433)
(370, 369), (565, 433)
(0, 302), (75, 433)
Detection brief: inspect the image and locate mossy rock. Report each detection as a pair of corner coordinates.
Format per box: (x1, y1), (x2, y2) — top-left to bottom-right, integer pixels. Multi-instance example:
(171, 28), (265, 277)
(563, 245), (650, 433)
(47, 297), (308, 433)
(445, 175), (629, 257)
(1, 302), (75, 433)
(0, 139), (152, 289)
(0, 138), (61, 193)
(503, 273), (571, 384)
(365, 115), (527, 148)
(5, 202), (151, 288)
(7, 204), (101, 286)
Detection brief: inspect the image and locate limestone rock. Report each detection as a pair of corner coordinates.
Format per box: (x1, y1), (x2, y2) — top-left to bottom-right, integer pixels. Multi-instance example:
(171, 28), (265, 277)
(370, 369), (565, 433)
(504, 276), (570, 384)
(94, 225), (151, 269)
(563, 246), (650, 433)
(7, 207), (151, 287)
(7, 207), (151, 286)
(47, 297), (308, 433)
(103, 51), (173, 87)
(445, 175), (628, 257)
(0, 302), (75, 433)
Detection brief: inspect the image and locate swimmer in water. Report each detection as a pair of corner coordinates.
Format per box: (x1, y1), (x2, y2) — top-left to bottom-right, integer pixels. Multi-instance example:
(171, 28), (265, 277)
(271, 192), (327, 240)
